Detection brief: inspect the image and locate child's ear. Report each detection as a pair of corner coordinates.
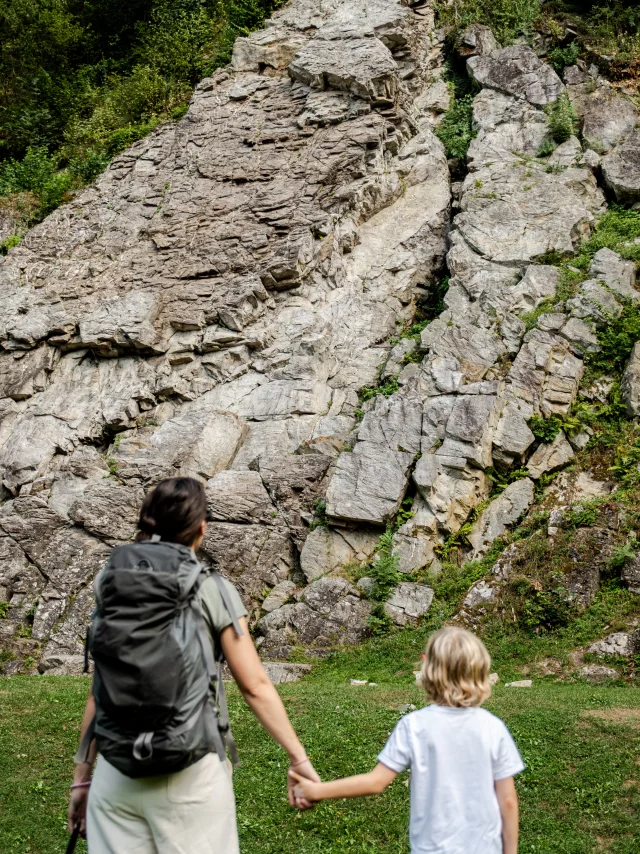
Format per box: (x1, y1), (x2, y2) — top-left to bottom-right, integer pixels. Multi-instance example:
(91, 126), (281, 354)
(421, 653), (426, 661)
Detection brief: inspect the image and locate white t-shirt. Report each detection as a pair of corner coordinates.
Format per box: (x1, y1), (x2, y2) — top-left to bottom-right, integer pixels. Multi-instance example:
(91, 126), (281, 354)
(378, 705), (524, 854)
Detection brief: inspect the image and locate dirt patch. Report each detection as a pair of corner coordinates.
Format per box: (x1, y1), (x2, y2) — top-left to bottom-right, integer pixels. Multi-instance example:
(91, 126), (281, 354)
(582, 707), (640, 723)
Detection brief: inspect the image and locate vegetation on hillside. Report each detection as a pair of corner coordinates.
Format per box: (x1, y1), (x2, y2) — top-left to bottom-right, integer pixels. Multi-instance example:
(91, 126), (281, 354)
(0, 0), (284, 246)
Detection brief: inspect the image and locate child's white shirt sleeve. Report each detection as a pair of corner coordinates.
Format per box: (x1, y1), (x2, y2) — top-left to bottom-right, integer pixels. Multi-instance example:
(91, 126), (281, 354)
(492, 720), (525, 780)
(378, 717), (412, 773)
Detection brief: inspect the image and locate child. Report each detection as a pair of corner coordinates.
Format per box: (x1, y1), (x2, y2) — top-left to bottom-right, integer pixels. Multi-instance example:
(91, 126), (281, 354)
(292, 627), (524, 854)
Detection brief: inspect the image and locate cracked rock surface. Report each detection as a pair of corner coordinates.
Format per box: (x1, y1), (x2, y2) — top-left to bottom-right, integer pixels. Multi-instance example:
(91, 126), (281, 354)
(1, 8), (638, 672)
(0, 0), (451, 670)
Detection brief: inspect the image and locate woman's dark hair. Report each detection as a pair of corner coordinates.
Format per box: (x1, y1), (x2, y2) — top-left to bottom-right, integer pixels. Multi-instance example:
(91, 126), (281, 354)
(136, 477), (207, 546)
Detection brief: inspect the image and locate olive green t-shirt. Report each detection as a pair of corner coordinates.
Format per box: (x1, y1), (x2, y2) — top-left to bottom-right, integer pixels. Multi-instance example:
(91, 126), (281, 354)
(198, 575), (248, 662)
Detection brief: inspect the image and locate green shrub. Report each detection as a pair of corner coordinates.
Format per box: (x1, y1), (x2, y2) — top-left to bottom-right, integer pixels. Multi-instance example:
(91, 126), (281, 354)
(434, 0), (541, 44)
(436, 95), (476, 161)
(369, 529), (402, 602)
(0, 146), (73, 218)
(549, 41), (580, 74)
(546, 92), (579, 143)
(509, 575), (572, 632)
(587, 303), (640, 376)
(529, 414), (564, 443)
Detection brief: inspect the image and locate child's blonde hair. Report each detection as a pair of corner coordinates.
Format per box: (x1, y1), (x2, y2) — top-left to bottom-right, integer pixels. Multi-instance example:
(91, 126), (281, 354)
(420, 627), (491, 708)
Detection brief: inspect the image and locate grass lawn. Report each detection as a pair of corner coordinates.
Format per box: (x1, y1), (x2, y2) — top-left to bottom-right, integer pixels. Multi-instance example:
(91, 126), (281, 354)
(1, 675), (639, 853)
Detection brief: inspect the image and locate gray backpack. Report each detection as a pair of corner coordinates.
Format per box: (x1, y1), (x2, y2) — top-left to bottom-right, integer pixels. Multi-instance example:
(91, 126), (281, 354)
(76, 537), (242, 778)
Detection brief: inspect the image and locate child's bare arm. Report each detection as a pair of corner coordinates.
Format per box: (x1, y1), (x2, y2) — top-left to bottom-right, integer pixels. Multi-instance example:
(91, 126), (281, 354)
(495, 776), (519, 854)
(291, 763), (398, 802)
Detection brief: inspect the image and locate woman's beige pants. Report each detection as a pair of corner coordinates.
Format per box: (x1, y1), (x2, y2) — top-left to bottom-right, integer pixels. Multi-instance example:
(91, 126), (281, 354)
(87, 753), (239, 854)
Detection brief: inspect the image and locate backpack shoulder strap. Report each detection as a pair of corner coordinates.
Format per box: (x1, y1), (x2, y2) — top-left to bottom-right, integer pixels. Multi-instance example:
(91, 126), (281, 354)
(211, 571), (244, 638)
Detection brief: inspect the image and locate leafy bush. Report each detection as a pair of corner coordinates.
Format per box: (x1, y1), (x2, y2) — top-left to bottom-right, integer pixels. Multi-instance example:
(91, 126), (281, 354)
(509, 575), (572, 632)
(546, 92), (579, 143)
(435, 95), (476, 162)
(529, 414), (564, 443)
(587, 303), (640, 376)
(434, 0), (541, 44)
(369, 529), (402, 602)
(548, 41), (580, 74)
(0, 146), (73, 219)
(360, 378), (400, 403)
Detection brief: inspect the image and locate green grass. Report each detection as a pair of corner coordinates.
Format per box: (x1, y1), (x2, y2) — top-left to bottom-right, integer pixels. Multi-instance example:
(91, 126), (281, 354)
(1, 677), (639, 853)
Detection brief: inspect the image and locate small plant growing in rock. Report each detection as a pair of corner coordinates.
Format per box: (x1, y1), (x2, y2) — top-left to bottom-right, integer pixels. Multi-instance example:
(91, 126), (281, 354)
(435, 95), (476, 162)
(529, 414), (564, 443)
(546, 92), (579, 144)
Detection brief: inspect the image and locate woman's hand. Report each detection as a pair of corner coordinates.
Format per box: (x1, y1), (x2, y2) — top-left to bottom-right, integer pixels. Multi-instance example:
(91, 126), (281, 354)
(289, 768), (321, 805)
(287, 757), (321, 810)
(68, 785), (90, 837)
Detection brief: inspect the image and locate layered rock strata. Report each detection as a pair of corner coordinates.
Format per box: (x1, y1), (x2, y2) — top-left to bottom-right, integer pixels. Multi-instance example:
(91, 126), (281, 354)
(1, 9), (638, 672)
(0, 0), (452, 671)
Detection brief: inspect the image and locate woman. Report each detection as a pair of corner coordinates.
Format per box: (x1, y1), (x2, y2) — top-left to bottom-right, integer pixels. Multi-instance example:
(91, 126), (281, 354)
(68, 477), (319, 853)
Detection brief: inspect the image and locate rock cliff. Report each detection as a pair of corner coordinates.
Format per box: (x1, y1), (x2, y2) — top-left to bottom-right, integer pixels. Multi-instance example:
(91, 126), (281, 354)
(0, 0), (638, 674)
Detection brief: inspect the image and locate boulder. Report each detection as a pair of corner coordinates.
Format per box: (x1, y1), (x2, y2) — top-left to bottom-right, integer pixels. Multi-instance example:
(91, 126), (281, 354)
(261, 581), (297, 614)
(565, 528), (616, 611)
(602, 129), (640, 203)
(578, 664), (618, 683)
(457, 24), (500, 58)
(589, 248), (637, 302)
(468, 479), (535, 558)
(206, 470), (276, 525)
(621, 341), (640, 417)
(527, 432), (574, 479)
(300, 526), (377, 582)
(326, 443), (414, 526)
(257, 577), (371, 657)
(566, 279), (622, 326)
(463, 579), (497, 609)
(580, 90), (638, 154)
(622, 555), (640, 594)
(467, 45), (564, 106)
(262, 662), (311, 684)
(384, 582), (434, 626)
(289, 30), (397, 103)
(587, 630), (640, 658)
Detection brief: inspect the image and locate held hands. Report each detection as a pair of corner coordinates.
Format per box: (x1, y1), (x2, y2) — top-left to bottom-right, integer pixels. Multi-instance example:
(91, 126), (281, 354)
(289, 768), (321, 805)
(287, 757), (320, 810)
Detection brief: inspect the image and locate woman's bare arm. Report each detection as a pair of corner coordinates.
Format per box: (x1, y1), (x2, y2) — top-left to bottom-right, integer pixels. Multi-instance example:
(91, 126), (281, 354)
(220, 619), (320, 805)
(68, 686), (97, 834)
(495, 776), (519, 854)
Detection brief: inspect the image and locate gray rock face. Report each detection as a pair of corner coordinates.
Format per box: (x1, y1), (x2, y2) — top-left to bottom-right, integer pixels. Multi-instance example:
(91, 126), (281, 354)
(0, 0), (452, 669)
(587, 630), (640, 658)
(300, 526), (377, 582)
(257, 577), (372, 657)
(384, 581), (434, 626)
(527, 432), (575, 479)
(468, 479), (535, 558)
(467, 45), (564, 106)
(622, 555), (640, 594)
(602, 129), (640, 203)
(622, 341), (640, 417)
(578, 664), (618, 683)
(462, 579), (497, 609)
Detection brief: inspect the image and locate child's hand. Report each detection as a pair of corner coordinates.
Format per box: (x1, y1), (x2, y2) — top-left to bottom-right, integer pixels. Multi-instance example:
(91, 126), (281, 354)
(290, 769), (321, 804)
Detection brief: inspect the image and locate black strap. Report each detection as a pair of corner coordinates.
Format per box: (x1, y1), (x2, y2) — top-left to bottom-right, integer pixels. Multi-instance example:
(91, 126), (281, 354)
(66, 826), (80, 854)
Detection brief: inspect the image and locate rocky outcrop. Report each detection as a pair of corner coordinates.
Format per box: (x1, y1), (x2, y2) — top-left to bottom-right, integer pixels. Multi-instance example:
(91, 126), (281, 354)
(0, 0), (453, 670)
(1, 8), (637, 673)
